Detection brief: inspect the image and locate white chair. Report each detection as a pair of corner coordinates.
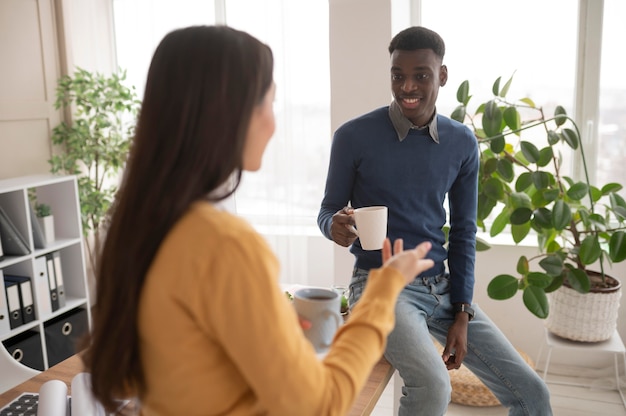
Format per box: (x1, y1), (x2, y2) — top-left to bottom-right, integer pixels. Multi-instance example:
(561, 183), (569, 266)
(0, 341), (40, 394)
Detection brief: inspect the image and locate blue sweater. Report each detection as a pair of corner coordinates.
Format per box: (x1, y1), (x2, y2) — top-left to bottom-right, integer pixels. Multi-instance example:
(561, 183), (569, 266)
(317, 107), (478, 304)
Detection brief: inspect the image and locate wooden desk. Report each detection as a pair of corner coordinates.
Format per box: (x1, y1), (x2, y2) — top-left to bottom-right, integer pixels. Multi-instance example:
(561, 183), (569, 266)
(349, 356), (395, 416)
(1, 355), (394, 415)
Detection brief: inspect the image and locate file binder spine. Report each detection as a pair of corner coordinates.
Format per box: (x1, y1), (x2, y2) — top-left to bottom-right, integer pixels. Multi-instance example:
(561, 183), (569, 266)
(4, 279), (23, 329)
(34, 256), (52, 317)
(46, 254), (60, 311)
(0, 269), (11, 334)
(4, 275), (36, 324)
(52, 251), (66, 308)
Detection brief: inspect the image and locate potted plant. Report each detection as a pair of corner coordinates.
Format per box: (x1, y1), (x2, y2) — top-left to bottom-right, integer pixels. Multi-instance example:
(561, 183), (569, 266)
(49, 67), (141, 276)
(451, 74), (626, 341)
(35, 202), (55, 244)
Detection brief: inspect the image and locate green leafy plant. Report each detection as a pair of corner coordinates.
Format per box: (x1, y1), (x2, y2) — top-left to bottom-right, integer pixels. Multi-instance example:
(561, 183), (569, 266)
(49, 67), (141, 274)
(35, 203), (52, 218)
(451, 74), (626, 319)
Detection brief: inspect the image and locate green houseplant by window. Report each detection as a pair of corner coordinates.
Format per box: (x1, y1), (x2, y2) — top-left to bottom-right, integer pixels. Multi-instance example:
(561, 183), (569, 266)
(451, 74), (626, 341)
(49, 67), (140, 275)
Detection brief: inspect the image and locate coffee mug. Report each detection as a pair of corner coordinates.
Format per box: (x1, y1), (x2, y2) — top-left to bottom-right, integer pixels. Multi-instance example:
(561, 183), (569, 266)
(353, 206), (388, 250)
(293, 287), (342, 354)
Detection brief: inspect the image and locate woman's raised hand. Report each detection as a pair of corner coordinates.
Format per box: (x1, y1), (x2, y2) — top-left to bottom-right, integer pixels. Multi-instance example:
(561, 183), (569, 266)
(381, 238), (434, 285)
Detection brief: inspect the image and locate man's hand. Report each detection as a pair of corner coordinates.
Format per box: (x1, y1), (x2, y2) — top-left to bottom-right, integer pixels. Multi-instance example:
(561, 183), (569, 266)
(442, 319), (469, 370)
(330, 206), (358, 247)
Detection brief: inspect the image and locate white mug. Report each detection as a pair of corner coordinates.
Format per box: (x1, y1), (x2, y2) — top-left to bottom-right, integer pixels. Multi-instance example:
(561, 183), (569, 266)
(353, 206), (388, 250)
(293, 287), (342, 354)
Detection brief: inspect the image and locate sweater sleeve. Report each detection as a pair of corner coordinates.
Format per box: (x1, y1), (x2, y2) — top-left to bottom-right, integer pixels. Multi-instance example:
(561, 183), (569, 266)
(206, 230), (404, 416)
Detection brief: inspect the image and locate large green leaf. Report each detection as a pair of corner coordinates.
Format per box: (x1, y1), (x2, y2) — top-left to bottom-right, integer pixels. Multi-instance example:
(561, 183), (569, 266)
(515, 172), (533, 192)
(531, 171), (552, 190)
(516, 256), (529, 275)
(487, 274), (519, 300)
(537, 147), (553, 167)
(483, 101), (503, 138)
(511, 222), (531, 243)
(551, 199), (571, 231)
(565, 267), (591, 293)
(490, 210), (510, 237)
(457, 80), (470, 104)
(561, 128), (579, 150)
(554, 105), (567, 127)
(503, 106), (520, 132)
(483, 177), (505, 200)
(579, 235), (601, 265)
(533, 208), (553, 229)
(539, 255), (564, 276)
(601, 183), (623, 195)
(451, 105), (466, 123)
(520, 141), (540, 163)
(490, 135), (505, 154)
(566, 182), (589, 201)
(510, 207), (532, 225)
(496, 158), (515, 182)
(510, 192), (532, 209)
(609, 231), (626, 262)
(527, 272), (552, 288)
(523, 286), (549, 319)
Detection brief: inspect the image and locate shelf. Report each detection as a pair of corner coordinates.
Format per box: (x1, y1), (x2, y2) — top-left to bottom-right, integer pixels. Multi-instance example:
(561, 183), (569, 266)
(0, 175), (91, 393)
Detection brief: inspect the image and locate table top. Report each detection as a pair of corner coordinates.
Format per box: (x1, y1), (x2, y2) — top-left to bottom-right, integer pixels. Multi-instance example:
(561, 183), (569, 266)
(0, 354), (394, 415)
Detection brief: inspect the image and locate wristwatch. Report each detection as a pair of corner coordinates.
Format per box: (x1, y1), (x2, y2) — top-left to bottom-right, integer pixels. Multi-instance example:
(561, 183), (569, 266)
(453, 304), (475, 321)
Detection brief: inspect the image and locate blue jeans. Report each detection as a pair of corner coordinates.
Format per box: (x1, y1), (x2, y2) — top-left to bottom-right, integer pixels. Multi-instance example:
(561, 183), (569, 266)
(350, 268), (552, 416)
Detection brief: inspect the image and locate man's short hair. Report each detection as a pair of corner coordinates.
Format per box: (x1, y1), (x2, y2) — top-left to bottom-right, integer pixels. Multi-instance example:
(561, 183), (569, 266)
(388, 26), (445, 59)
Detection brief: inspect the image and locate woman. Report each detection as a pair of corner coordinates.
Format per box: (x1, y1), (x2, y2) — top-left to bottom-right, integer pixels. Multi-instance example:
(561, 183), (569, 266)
(84, 25), (434, 415)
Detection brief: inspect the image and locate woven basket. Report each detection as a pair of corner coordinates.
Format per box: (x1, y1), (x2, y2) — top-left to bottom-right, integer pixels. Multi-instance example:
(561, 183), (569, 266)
(545, 280), (622, 342)
(434, 343), (534, 407)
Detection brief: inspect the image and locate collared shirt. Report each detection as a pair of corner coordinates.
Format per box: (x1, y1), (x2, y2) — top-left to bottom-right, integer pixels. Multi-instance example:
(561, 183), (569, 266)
(388, 100), (440, 143)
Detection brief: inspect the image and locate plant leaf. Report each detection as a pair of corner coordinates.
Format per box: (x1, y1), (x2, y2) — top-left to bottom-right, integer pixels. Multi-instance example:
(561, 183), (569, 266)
(522, 286), (549, 319)
(483, 101), (503, 138)
(487, 274), (519, 300)
(551, 199), (571, 231)
(515, 172), (533, 192)
(520, 141), (540, 163)
(565, 267), (591, 293)
(579, 235), (601, 265)
(539, 255), (564, 276)
(561, 128), (579, 150)
(609, 231), (626, 262)
(566, 182), (589, 201)
(510, 207), (532, 225)
(554, 105), (567, 127)
(517, 256), (529, 275)
(457, 80), (470, 104)
(511, 222), (531, 243)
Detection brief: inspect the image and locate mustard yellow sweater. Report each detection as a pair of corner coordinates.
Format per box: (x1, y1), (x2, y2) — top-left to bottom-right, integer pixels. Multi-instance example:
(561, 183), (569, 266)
(138, 202), (404, 415)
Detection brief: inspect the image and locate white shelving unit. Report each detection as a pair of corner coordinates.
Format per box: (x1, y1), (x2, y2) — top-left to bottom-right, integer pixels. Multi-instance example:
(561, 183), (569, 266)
(0, 174), (91, 393)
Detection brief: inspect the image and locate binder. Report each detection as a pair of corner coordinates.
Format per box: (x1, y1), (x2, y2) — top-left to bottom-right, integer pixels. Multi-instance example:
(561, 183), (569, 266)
(4, 274), (36, 324)
(34, 255), (52, 317)
(0, 206), (30, 256)
(52, 251), (66, 308)
(4, 278), (23, 329)
(29, 203), (47, 249)
(46, 254), (60, 311)
(0, 269), (11, 334)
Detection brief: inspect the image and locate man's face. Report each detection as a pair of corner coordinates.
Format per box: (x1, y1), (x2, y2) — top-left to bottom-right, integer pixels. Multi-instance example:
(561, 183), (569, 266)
(390, 48), (448, 127)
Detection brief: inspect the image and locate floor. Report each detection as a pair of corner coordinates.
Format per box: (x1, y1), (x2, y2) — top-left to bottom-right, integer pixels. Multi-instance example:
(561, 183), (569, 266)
(369, 363), (626, 416)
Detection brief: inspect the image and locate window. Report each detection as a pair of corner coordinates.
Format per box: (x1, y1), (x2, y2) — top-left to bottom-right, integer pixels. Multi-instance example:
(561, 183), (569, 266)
(598, 0), (626, 197)
(112, 0), (330, 234)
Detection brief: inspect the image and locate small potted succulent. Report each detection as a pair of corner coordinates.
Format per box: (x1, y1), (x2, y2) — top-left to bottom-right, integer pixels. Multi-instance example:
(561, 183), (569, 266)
(35, 202), (55, 244)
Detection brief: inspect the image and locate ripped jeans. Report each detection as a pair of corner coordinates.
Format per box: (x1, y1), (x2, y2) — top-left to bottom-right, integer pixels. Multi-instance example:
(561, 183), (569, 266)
(349, 268), (552, 416)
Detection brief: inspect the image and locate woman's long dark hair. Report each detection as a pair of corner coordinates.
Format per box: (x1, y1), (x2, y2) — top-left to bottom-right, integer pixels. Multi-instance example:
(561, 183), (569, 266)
(83, 25), (274, 411)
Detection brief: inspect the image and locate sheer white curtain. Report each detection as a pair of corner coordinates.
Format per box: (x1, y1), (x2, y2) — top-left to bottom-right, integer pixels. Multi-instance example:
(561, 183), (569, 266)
(112, 0), (331, 285)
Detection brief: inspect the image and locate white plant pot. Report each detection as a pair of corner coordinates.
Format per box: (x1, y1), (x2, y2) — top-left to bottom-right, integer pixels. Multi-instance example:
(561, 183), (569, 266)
(37, 215), (55, 244)
(545, 274), (622, 342)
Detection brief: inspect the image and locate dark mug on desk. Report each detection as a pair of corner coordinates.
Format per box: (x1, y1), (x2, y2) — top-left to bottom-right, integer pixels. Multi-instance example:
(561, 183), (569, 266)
(293, 287), (342, 354)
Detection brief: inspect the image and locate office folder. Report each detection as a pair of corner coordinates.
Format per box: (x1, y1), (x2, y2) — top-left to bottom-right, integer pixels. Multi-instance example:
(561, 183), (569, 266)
(0, 206), (30, 256)
(34, 255), (52, 317)
(0, 269), (11, 334)
(4, 278), (23, 329)
(5, 274), (36, 324)
(52, 251), (66, 308)
(29, 203), (47, 249)
(46, 254), (60, 311)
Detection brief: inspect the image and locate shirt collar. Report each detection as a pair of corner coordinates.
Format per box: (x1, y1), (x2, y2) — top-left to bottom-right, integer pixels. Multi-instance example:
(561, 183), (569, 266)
(388, 100), (439, 143)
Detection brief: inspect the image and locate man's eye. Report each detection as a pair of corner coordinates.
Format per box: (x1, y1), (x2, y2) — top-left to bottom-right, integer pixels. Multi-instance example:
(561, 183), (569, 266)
(416, 74), (429, 80)
(391, 74), (402, 81)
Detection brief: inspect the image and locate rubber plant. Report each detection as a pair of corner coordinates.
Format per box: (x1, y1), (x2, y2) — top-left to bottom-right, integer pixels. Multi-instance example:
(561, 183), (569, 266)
(450, 74), (626, 319)
(49, 67), (140, 275)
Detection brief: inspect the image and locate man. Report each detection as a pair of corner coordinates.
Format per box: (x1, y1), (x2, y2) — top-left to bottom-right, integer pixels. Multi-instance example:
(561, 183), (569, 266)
(317, 26), (552, 415)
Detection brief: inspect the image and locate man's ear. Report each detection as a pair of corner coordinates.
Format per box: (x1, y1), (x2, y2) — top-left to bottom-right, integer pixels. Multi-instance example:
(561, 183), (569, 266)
(440, 64), (448, 87)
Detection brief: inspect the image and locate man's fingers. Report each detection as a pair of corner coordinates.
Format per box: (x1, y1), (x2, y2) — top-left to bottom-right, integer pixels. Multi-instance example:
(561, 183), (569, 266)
(393, 238), (403, 254)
